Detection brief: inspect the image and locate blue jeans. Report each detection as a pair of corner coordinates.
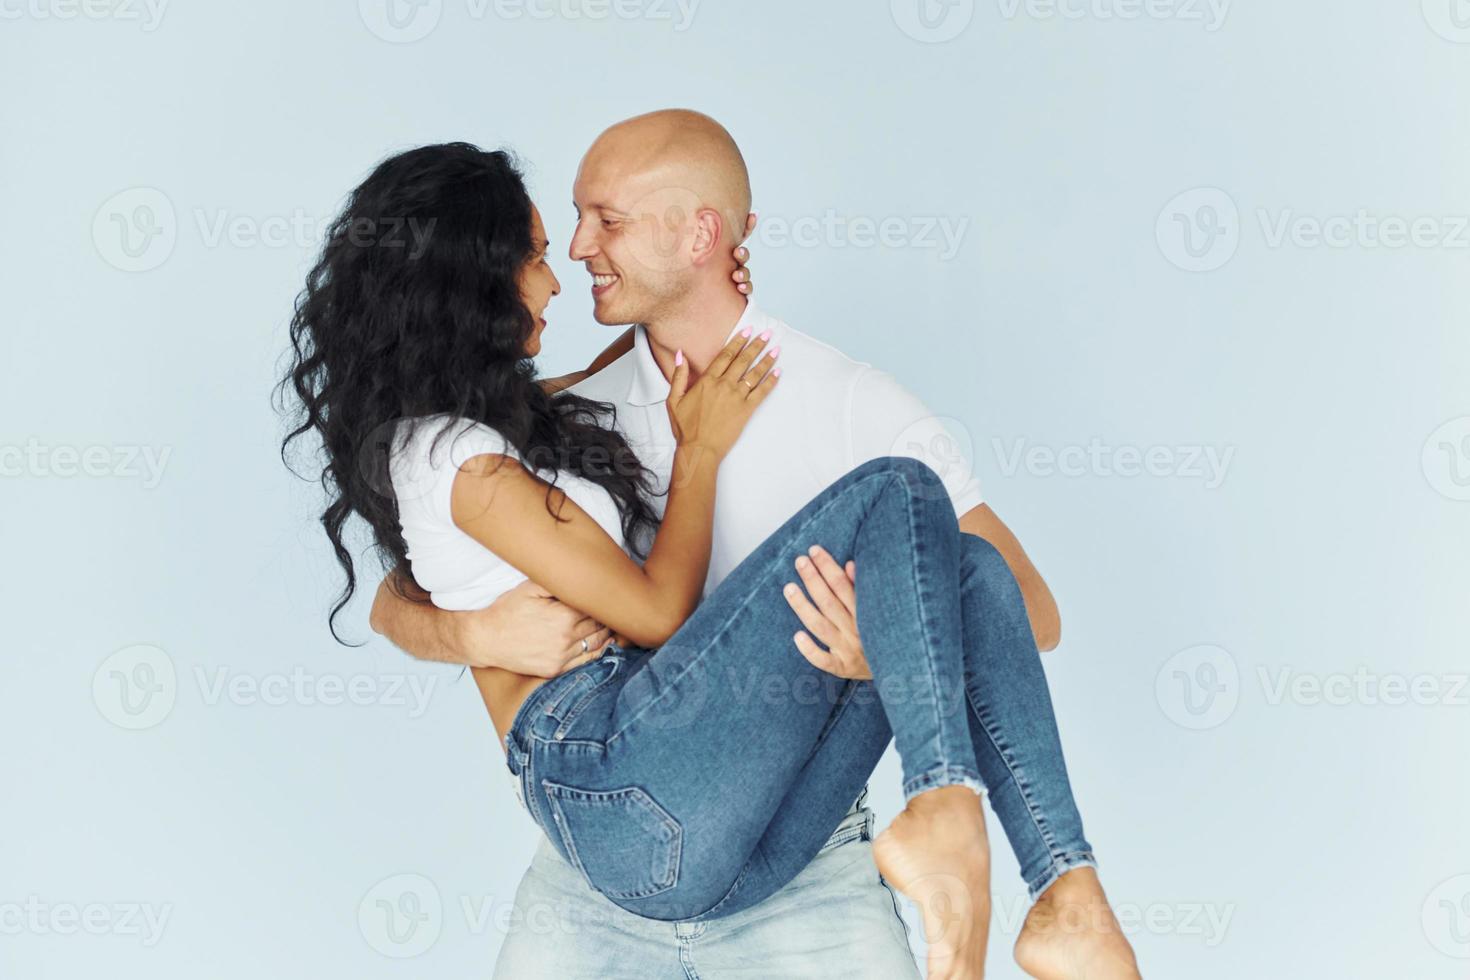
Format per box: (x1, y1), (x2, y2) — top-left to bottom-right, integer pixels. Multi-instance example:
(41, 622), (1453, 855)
(493, 789), (923, 979)
(505, 456), (1095, 923)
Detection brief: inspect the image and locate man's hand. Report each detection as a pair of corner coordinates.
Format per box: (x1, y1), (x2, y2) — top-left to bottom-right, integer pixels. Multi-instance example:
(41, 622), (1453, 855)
(782, 507), (1061, 680)
(370, 574), (614, 675)
(781, 545), (871, 680)
(463, 579), (616, 675)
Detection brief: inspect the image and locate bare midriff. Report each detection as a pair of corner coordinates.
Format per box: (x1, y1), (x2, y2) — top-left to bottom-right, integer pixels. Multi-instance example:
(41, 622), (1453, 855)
(471, 667), (549, 754)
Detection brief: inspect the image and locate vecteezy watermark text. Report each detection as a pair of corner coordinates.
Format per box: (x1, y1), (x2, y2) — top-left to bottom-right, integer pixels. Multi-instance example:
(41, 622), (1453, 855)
(0, 898), (172, 946)
(1257, 209), (1470, 251)
(92, 187), (436, 273)
(1157, 644), (1470, 730)
(358, 0), (700, 43)
(1157, 187), (1470, 272)
(992, 437), (1235, 488)
(0, 0), (168, 30)
(1, 440), (171, 488)
(996, 0), (1229, 31)
(754, 211), (970, 261)
(93, 645), (442, 730)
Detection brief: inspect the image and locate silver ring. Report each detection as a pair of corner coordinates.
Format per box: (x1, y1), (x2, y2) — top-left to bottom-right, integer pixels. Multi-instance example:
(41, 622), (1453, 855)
(580, 638), (590, 654)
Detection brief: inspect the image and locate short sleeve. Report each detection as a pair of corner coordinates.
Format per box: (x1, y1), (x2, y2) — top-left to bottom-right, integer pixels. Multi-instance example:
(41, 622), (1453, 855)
(844, 367), (985, 518)
(390, 416), (521, 529)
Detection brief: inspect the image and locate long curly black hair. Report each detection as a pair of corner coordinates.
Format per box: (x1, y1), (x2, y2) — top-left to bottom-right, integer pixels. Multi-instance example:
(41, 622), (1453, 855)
(277, 142), (661, 642)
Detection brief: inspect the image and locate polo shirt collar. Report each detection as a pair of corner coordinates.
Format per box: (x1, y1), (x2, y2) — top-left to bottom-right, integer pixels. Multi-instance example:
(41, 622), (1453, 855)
(626, 300), (773, 407)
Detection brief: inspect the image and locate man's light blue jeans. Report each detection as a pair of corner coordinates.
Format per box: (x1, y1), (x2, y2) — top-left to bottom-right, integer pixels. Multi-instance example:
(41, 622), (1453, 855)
(493, 788), (922, 979)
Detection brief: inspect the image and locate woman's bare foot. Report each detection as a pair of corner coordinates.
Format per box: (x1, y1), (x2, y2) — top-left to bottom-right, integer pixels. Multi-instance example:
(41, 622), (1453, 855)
(873, 785), (990, 979)
(1013, 867), (1141, 980)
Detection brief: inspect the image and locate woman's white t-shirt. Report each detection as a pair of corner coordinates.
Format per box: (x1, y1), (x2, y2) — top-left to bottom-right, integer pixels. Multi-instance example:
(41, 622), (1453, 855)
(390, 415), (633, 610)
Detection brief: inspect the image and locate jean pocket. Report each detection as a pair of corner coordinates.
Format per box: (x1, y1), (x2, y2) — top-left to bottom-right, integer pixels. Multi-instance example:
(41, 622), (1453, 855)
(542, 781), (682, 901)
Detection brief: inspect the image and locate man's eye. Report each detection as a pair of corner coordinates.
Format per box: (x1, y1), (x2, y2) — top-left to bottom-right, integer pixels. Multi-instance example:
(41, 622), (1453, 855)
(601, 219), (618, 229)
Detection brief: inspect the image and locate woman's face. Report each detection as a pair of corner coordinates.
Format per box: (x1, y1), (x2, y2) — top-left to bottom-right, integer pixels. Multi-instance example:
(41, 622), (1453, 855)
(519, 204), (561, 357)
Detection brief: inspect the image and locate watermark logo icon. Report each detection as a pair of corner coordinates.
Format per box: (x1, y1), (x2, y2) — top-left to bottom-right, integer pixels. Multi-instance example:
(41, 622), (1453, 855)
(623, 184), (704, 275)
(93, 188), (176, 272)
(93, 645), (177, 730)
(359, 0), (442, 42)
(1423, 0), (1470, 42)
(359, 873), (443, 957)
(1422, 417), (1470, 501)
(1156, 187), (1239, 272)
(618, 659), (707, 732)
(1423, 874), (1470, 958)
(891, 0), (975, 42)
(890, 415), (977, 502)
(1156, 644), (1238, 730)
(359, 417), (429, 504)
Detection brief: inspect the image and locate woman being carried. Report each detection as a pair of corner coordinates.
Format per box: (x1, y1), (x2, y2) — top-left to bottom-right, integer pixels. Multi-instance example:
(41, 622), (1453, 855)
(281, 142), (1141, 980)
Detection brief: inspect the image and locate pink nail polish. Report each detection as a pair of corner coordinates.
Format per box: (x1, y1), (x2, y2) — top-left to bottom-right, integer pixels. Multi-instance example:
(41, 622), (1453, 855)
(740, 326), (752, 338)
(759, 329), (772, 341)
(766, 345), (781, 359)
(772, 367), (782, 378)
(675, 349), (684, 366)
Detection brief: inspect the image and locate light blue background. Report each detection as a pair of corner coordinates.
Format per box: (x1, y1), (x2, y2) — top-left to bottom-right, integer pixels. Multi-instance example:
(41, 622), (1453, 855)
(3, 1), (1468, 977)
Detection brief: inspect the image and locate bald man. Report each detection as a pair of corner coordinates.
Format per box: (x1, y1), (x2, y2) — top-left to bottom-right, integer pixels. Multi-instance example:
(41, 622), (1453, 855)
(569, 109), (758, 338)
(371, 111), (1135, 979)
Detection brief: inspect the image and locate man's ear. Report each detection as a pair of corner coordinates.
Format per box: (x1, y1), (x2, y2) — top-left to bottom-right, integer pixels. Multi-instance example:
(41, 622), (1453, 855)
(689, 207), (726, 266)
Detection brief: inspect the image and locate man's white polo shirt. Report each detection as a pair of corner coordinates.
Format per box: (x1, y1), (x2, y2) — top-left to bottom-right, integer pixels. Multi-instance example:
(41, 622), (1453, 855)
(565, 301), (984, 595)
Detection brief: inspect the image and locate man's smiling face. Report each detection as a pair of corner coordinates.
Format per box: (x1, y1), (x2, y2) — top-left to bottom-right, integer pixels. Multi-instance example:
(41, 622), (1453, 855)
(568, 148), (698, 327)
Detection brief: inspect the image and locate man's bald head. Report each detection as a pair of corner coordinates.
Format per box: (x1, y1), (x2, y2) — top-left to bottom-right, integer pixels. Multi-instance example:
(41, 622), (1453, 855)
(578, 109), (752, 247)
(570, 109), (755, 328)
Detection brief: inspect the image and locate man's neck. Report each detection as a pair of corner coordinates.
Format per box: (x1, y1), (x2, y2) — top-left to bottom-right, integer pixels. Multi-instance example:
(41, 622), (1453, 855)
(641, 288), (748, 383)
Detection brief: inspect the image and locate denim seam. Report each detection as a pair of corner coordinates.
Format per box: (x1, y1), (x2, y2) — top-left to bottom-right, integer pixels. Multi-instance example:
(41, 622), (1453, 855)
(876, 873), (910, 939)
(895, 467), (955, 779)
(534, 735), (607, 750)
(901, 764), (986, 802)
(505, 689), (544, 749)
(678, 936), (702, 980)
(538, 671), (590, 726)
(553, 658), (622, 739)
(820, 823), (866, 852)
(678, 856), (753, 922)
(605, 472), (897, 746)
(809, 685), (867, 855)
(1025, 850), (1098, 901)
(521, 733), (545, 834)
(966, 684), (1065, 862)
(809, 678), (859, 748)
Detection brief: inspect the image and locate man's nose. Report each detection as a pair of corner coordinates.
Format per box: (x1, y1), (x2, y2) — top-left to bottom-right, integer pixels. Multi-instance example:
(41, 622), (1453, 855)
(550, 268), (561, 296)
(568, 220), (596, 261)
